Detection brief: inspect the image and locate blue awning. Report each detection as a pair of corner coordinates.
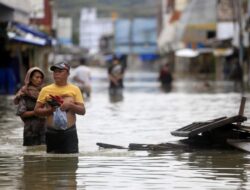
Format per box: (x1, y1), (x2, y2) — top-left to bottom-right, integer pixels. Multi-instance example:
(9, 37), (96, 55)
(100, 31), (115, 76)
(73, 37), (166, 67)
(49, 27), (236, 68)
(8, 33), (47, 46)
(7, 22), (53, 46)
(14, 22), (49, 39)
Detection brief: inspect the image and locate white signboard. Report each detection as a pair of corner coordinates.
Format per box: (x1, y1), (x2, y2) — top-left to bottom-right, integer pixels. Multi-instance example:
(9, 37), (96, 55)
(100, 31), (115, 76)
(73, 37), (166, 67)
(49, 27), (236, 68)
(29, 0), (44, 19)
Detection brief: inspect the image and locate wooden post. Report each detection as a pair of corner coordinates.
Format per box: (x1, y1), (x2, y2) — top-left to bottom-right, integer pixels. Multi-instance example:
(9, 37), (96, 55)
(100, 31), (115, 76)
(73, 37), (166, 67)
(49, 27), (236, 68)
(237, 96), (246, 127)
(238, 97), (246, 116)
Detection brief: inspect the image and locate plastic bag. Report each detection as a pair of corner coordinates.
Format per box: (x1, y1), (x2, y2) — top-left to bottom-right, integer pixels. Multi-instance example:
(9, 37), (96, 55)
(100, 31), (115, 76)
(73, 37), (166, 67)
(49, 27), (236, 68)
(53, 107), (67, 130)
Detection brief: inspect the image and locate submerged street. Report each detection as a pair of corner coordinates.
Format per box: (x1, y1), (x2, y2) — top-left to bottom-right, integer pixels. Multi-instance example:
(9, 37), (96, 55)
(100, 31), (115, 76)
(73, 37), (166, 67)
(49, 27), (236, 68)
(0, 67), (250, 189)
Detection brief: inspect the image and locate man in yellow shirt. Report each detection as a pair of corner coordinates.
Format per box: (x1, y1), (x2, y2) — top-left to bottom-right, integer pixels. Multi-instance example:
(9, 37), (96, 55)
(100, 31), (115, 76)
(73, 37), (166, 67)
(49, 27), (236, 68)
(34, 61), (85, 153)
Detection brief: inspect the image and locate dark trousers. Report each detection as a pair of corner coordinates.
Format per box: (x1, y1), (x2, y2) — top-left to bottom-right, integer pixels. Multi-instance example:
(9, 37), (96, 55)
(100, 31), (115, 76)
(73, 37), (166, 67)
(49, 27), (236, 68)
(46, 125), (79, 154)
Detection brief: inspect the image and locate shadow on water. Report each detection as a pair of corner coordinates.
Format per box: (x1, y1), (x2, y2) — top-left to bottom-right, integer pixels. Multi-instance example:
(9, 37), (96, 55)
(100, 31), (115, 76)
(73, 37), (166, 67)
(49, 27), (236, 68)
(20, 155), (81, 190)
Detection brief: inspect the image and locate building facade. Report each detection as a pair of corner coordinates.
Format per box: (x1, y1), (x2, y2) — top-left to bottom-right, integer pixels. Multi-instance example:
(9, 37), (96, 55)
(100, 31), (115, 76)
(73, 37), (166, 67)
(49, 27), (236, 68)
(79, 8), (114, 54)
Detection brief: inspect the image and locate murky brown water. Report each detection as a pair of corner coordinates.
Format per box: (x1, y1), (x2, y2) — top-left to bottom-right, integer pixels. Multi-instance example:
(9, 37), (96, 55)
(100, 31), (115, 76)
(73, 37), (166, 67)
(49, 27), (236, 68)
(0, 67), (250, 190)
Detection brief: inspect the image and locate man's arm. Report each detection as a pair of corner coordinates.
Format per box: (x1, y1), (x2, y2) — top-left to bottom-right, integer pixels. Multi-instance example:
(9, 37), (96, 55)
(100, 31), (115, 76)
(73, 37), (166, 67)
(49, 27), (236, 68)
(60, 102), (85, 115)
(34, 102), (55, 116)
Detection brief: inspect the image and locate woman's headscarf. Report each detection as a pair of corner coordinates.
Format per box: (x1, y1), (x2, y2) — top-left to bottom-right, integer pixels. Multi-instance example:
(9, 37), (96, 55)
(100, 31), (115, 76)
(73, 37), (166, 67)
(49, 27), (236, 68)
(14, 67), (44, 104)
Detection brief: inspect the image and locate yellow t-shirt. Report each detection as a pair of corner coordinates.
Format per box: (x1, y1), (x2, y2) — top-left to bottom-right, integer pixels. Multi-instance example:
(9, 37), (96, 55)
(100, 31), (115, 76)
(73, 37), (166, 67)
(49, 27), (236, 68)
(37, 83), (84, 104)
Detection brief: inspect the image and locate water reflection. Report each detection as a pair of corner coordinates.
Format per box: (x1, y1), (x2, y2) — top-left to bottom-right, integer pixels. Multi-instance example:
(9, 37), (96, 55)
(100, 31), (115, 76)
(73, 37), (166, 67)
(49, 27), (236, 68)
(0, 156), (23, 190)
(21, 155), (80, 190)
(73, 149), (250, 190)
(160, 84), (172, 93)
(109, 88), (124, 103)
(178, 149), (249, 190)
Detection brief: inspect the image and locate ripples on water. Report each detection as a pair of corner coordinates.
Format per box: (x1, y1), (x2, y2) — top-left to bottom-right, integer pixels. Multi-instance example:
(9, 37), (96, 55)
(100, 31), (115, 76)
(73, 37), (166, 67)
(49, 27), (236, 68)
(0, 68), (250, 189)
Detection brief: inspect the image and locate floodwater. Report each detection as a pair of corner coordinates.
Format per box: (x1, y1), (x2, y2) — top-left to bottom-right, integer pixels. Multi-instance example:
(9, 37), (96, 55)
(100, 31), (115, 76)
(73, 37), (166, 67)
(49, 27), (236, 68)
(1, 67), (250, 190)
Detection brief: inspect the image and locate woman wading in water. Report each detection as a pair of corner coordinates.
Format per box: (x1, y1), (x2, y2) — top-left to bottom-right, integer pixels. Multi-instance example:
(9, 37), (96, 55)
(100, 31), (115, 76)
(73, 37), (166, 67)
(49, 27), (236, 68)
(14, 67), (46, 146)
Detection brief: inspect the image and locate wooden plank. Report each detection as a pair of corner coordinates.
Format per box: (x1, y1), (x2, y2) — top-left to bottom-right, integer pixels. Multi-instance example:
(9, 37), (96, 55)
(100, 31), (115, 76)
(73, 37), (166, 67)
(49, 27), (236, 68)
(187, 115), (246, 137)
(128, 141), (188, 151)
(172, 117), (227, 133)
(96, 142), (127, 149)
(238, 126), (250, 133)
(171, 115), (247, 137)
(171, 117), (227, 137)
(227, 139), (250, 152)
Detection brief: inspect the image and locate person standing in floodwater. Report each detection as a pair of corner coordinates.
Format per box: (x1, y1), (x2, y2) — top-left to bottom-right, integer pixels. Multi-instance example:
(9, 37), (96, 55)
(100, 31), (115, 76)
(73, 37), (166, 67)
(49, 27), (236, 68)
(70, 58), (92, 98)
(158, 63), (173, 92)
(108, 56), (126, 96)
(14, 67), (46, 146)
(34, 61), (85, 154)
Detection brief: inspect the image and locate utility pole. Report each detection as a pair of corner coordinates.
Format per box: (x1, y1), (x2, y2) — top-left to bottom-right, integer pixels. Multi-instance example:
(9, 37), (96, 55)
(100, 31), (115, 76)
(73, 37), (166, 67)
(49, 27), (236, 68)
(238, 0), (244, 69)
(128, 1), (134, 68)
(238, 0), (245, 90)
